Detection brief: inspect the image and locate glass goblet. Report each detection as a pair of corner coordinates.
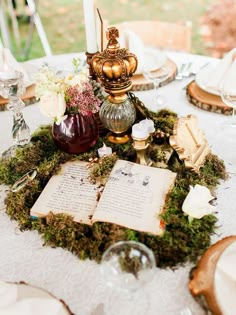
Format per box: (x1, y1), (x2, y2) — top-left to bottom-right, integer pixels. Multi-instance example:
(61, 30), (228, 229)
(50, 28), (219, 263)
(100, 240), (156, 315)
(143, 66), (169, 111)
(0, 71), (31, 159)
(220, 78), (236, 127)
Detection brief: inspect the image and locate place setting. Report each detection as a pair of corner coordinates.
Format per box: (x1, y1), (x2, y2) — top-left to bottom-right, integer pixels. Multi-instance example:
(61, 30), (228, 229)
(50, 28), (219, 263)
(116, 28), (177, 92)
(131, 56), (177, 92)
(186, 48), (236, 117)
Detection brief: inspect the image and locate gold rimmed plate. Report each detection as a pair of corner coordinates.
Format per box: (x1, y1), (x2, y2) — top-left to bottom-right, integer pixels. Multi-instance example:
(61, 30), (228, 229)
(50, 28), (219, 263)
(189, 236), (236, 315)
(0, 281), (73, 315)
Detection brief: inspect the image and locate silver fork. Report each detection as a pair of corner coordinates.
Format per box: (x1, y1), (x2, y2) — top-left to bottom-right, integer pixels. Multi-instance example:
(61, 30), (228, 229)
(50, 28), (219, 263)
(175, 63), (187, 80)
(175, 63), (191, 80)
(182, 62), (192, 78)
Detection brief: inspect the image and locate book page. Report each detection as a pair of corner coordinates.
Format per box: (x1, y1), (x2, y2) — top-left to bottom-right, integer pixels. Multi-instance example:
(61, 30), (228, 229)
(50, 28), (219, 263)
(92, 160), (176, 235)
(30, 161), (98, 225)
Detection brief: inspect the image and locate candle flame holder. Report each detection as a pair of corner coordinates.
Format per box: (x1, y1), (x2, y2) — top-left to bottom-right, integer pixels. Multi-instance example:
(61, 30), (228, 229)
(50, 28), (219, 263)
(0, 71), (31, 159)
(92, 27), (138, 144)
(132, 135), (152, 166)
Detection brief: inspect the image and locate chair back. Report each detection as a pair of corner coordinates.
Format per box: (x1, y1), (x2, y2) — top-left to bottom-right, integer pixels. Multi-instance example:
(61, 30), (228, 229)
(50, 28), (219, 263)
(109, 20), (192, 52)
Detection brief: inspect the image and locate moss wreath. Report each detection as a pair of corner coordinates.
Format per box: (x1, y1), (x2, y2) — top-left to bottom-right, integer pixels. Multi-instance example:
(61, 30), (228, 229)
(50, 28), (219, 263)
(0, 99), (226, 269)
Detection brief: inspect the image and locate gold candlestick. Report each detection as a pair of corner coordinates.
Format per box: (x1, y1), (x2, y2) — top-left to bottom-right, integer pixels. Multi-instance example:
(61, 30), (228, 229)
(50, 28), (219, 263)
(132, 135), (152, 166)
(92, 27), (138, 144)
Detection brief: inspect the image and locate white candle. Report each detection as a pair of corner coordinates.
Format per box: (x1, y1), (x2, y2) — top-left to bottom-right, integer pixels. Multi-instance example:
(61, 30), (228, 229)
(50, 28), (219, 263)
(98, 143), (112, 158)
(132, 123), (149, 139)
(140, 119), (155, 133)
(83, 0), (97, 53)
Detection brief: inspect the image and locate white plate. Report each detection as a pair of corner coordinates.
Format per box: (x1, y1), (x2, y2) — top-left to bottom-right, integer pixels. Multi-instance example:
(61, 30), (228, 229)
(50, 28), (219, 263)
(195, 62), (221, 96)
(134, 47), (167, 75)
(0, 281), (71, 315)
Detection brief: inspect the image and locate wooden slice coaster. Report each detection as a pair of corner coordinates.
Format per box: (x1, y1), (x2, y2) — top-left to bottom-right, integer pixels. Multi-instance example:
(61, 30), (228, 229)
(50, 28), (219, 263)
(131, 58), (177, 91)
(186, 81), (232, 115)
(0, 84), (36, 111)
(189, 236), (236, 315)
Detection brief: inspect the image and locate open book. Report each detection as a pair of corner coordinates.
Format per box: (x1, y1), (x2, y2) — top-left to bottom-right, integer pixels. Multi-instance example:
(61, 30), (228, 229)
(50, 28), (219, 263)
(31, 160), (176, 235)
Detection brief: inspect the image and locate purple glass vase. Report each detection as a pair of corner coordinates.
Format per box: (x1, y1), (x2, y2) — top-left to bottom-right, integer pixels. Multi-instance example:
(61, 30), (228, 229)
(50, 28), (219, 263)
(52, 112), (99, 154)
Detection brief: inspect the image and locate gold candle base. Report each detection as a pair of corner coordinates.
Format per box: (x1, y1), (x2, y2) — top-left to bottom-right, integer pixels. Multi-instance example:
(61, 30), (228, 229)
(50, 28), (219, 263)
(132, 135), (152, 166)
(92, 28), (138, 145)
(99, 96), (136, 145)
(108, 132), (130, 144)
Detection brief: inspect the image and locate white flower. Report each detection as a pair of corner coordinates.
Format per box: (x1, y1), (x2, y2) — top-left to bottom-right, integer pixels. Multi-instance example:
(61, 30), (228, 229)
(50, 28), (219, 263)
(182, 184), (215, 219)
(65, 70), (88, 88)
(35, 66), (64, 99)
(39, 92), (67, 124)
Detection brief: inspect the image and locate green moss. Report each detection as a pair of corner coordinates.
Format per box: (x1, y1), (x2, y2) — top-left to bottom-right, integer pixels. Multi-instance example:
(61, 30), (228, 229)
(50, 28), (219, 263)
(89, 153), (118, 185)
(0, 119), (227, 268)
(147, 145), (169, 163)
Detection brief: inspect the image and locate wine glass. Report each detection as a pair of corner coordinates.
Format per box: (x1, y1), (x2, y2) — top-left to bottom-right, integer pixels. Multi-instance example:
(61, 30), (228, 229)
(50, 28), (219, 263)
(100, 240), (156, 315)
(143, 65), (169, 111)
(0, 71), (31, 159)
(220, 78), (236, 127)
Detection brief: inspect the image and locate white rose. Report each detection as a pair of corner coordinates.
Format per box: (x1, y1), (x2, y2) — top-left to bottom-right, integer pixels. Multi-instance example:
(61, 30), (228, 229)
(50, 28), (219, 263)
(65, 72), (88, 88)
(182, 184), (215, 219)
(39, 92), (67, 124)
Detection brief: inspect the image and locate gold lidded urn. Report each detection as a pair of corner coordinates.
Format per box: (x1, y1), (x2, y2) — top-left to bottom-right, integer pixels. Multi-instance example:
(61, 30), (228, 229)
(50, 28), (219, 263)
(92, 27), (138, 143)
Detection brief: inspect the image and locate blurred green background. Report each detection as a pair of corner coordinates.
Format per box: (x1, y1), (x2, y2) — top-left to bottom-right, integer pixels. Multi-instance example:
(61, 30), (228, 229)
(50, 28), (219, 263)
(4, 0), (215, 60)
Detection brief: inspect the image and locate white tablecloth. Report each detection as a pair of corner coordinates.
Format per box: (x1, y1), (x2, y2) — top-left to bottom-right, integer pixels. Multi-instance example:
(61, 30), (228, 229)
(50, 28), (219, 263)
(0, 52), (235, 315)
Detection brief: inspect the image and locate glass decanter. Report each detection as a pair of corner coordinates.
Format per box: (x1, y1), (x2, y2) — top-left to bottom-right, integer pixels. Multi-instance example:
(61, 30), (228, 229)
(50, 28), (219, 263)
(0, 71), (31, 159)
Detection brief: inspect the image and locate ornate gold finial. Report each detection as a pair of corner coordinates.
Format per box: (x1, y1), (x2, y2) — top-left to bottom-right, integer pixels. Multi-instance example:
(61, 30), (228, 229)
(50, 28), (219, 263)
(106, 27), (120, 49)
(91, 27), (138, 144)
(92, 27), (138, 102)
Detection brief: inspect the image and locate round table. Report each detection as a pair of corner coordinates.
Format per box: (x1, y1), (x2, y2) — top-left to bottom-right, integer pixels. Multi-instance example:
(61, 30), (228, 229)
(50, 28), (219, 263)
(0, 51), (235, 315)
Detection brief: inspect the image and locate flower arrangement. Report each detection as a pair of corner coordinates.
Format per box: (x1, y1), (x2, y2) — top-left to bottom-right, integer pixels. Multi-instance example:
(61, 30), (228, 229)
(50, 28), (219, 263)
(35, 59), (102, 124)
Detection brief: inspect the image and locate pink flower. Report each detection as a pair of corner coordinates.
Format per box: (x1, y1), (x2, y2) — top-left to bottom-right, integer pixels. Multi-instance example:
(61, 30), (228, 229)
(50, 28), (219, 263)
(65, 82), (100, 115)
